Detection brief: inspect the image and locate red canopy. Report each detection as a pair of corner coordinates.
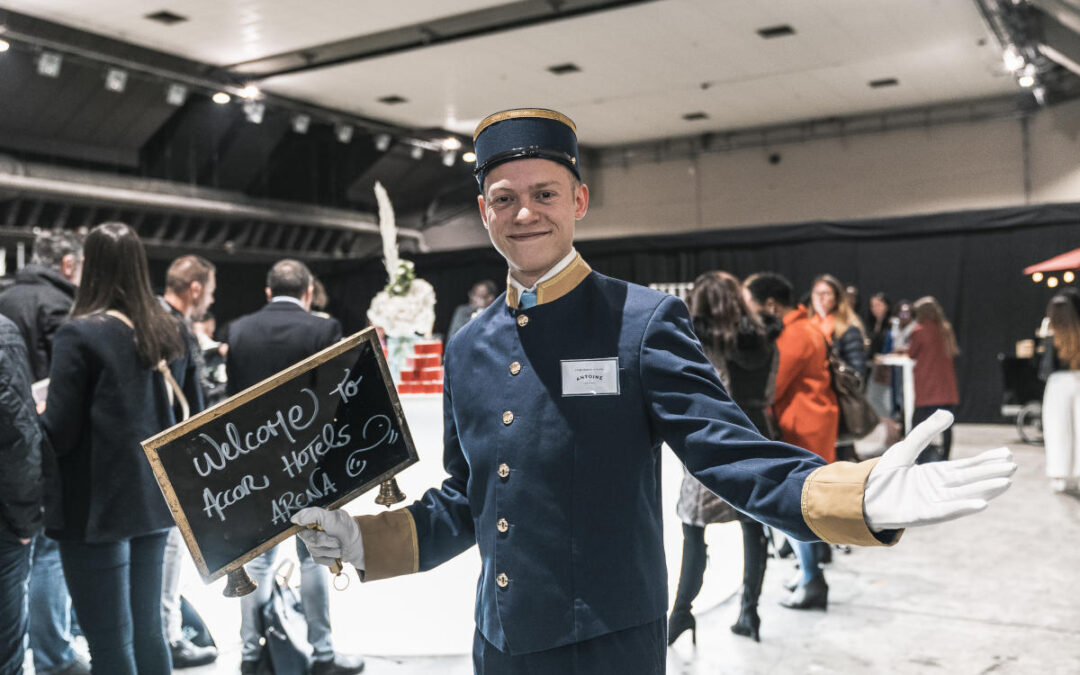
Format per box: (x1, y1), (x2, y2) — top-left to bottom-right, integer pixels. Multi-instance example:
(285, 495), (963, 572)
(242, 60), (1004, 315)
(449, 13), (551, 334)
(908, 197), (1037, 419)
(1024, 247), (1080, 274)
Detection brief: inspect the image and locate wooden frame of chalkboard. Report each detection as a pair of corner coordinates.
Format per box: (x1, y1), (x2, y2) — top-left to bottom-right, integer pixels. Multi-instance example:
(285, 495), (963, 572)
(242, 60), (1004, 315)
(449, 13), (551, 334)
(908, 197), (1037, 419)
(142, 327), (419, 584)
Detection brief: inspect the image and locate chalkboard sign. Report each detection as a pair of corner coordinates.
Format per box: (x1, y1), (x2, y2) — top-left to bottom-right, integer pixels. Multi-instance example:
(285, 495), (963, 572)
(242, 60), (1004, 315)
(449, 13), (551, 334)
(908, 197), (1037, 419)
(142, 327), (419, 583)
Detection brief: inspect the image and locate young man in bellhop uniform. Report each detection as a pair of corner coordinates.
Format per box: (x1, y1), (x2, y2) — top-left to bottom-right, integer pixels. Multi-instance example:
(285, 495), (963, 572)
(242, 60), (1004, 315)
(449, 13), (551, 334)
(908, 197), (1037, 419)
(294, 108), (1016, 673)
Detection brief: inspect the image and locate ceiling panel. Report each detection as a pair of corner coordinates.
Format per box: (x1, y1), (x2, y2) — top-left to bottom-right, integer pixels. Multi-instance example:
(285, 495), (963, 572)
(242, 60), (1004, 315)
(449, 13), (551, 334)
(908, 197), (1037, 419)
(0, 0), (508, 65)
(258, 0), (1018, 145)
(0, 0), (1026, 147)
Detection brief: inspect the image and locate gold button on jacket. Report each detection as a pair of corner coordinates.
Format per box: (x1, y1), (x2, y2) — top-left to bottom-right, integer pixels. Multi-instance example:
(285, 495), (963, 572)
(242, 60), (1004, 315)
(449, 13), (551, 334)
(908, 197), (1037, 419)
(496, 573), (509, 588)
(502, 410), (514, 425)
(498, 463), (510, 478)
(516, 314), (529, 327)
(509, 361), (522, 375)
(497, 518), (509, 533)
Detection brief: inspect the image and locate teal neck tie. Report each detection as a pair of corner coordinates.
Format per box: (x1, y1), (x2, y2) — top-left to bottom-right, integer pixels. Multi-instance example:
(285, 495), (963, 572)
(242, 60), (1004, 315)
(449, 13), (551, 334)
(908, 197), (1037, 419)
(519, 290), (537, 309)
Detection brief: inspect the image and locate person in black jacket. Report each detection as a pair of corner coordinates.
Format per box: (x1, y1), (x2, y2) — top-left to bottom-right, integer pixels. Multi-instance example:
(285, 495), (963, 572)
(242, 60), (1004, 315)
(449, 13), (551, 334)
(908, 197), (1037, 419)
(226, 260), (362, 675)
(0, 314), (43, 675)
(0, 230), (82, 381)
(669, 271), (782, 645)
(41, 222), (201, 675)
(0, 229), (89, 675)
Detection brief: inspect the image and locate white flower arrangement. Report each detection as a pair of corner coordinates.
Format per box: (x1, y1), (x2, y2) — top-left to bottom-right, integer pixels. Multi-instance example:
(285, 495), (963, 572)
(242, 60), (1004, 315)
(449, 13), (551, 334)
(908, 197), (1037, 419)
(366, 182), (436, 338)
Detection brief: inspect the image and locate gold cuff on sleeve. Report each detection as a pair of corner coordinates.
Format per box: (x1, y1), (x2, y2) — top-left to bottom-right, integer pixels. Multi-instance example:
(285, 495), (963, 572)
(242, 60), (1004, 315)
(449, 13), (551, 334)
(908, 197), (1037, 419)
(801, 459), (903, 547)
(354, 509), (419, 581)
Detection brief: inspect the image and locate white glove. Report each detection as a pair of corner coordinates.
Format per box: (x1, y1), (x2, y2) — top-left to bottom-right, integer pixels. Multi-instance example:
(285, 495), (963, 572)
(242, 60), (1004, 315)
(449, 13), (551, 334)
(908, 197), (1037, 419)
(864, 410), (1016, 532)
(291, 507), (366, 571)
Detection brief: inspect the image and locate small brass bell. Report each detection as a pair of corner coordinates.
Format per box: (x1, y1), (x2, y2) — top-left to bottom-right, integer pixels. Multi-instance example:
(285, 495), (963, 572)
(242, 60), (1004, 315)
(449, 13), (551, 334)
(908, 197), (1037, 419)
(374, 477), (406, 507)
(223, 566), (257, 597)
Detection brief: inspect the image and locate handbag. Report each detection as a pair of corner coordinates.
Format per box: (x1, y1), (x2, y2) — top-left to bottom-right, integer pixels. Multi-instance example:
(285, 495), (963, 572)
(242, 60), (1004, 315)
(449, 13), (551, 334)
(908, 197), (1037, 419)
(180, 594), (217, 649)
(827, 345), (880, 439)
(259, 560), (313, 675)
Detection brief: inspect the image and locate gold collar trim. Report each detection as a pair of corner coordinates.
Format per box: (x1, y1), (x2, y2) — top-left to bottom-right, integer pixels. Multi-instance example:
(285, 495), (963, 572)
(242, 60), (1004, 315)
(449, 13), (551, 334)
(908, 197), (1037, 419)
(505, 254), (592, 308)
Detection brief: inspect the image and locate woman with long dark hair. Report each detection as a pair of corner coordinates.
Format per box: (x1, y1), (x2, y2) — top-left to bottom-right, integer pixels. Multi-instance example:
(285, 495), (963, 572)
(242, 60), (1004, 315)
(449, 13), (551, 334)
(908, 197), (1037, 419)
(668, 271), (782, 645)
(42, 222), (201, 675)
(1042, 288), (1080, 492)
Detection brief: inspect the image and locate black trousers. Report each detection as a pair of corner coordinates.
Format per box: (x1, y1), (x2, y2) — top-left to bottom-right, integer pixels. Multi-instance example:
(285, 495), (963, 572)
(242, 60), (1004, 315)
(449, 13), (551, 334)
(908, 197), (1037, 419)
(473, 618), (666, 675)
(59, 531), (170, 675)
(912, 405), (954, 462)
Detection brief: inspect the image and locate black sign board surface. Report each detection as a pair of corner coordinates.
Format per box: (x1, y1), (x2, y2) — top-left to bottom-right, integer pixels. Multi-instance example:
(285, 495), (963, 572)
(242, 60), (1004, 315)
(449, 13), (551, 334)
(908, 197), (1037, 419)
(142, 328), (418, 583)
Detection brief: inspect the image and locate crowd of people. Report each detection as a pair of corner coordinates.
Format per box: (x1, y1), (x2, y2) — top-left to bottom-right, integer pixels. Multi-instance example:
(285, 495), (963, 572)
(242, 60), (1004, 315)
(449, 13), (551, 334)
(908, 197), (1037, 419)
(0, 106), (1026, 675)
(656, 268), (967, 645)
(0, 228), (365, 675)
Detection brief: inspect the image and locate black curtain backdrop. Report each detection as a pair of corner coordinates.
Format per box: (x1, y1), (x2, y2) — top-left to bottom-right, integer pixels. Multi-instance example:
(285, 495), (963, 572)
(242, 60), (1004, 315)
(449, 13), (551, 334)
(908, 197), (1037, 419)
(304, 203), (1080, 423)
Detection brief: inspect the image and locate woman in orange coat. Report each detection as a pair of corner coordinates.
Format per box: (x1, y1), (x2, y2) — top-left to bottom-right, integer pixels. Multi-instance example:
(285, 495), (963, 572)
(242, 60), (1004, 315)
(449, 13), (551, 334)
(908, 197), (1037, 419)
(745, 272), (838, 610)
(772, 302), (838, 463)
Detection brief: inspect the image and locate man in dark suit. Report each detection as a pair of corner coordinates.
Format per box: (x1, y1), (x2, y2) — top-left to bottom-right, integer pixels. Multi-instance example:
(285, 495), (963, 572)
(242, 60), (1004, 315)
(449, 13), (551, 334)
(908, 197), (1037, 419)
(226, 259), (362, 675)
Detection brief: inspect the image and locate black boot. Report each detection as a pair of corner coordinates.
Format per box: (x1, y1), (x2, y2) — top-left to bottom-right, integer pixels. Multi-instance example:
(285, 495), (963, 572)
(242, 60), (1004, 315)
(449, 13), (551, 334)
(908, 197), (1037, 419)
(731, 520), (766, 642)
(668, 524), (705, 646)
(667, 610), (696, 646)
(780, 574), (828, 611)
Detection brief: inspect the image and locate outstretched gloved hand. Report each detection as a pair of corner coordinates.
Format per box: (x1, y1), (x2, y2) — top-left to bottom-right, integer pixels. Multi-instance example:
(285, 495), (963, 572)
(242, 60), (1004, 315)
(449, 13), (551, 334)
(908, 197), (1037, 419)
(292, 507), (366, 571)
(864, 410), (1017, 532)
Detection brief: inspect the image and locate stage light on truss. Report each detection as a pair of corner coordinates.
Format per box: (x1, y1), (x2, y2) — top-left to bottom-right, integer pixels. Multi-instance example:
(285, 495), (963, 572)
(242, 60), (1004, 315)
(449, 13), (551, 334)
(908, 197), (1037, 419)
(37, 51), (62, 78)
(0, 39), (9, 53)
(212, 91), (231, 104)
(240, 84), (260, 99)
(441, 149), (457, 167)
(410, 145), (424, 160)
(291, 114), (311, 134)
(1048, 276), (1060, 288)
(165, 83), (188, 106)
(1002, 45), (1024, 73)
(104, 68), (128, 93)
(441, 137), (462, 151)
(243, 100), (265, 124)
(374, 133), (392, 152)
(462, 151), (477, 163)
(1018, 63), (1036, 88)
(1032, 272), (1044, 283)
(1065, 271), (1076, 284)
(335, 123), (354, 144)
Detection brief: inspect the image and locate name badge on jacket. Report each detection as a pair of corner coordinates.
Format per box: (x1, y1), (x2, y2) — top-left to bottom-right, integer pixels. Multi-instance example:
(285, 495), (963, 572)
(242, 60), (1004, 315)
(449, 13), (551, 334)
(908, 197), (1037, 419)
(561, 358), (620, 396)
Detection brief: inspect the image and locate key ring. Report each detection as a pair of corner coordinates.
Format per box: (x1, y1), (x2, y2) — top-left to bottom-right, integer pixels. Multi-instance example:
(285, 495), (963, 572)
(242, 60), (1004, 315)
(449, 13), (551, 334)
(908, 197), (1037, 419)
(306, 524), (350, 591)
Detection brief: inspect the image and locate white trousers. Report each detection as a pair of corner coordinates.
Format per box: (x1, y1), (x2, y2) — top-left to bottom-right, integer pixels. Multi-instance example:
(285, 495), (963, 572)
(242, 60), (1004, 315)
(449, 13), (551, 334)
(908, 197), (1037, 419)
(1042, 370), (1080, 479)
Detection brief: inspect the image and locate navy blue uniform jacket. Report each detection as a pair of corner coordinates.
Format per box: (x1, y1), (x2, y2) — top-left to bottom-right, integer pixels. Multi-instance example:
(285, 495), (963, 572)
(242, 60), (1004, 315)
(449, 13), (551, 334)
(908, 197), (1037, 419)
(356, 256), (896, 655)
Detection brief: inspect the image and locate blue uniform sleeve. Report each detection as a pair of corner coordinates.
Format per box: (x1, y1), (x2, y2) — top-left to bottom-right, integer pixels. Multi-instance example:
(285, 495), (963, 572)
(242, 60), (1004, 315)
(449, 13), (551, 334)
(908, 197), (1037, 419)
(639, 295), (824, 542)
(405, 356), (477, 571)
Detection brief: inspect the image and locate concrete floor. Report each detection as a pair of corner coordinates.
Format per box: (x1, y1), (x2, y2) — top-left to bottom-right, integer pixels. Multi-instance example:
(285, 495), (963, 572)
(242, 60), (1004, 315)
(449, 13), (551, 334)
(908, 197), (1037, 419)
(34, 423), (1080, 674)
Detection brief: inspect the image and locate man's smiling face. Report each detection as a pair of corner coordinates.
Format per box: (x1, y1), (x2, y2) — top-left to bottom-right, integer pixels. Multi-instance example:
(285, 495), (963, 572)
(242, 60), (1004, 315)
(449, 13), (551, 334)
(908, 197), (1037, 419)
(478, 158), (589, 288)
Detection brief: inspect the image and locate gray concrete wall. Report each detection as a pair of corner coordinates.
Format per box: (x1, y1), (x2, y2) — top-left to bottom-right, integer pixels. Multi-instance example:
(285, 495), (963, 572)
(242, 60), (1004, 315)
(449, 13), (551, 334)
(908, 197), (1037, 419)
(426, 98), (1080, 251)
